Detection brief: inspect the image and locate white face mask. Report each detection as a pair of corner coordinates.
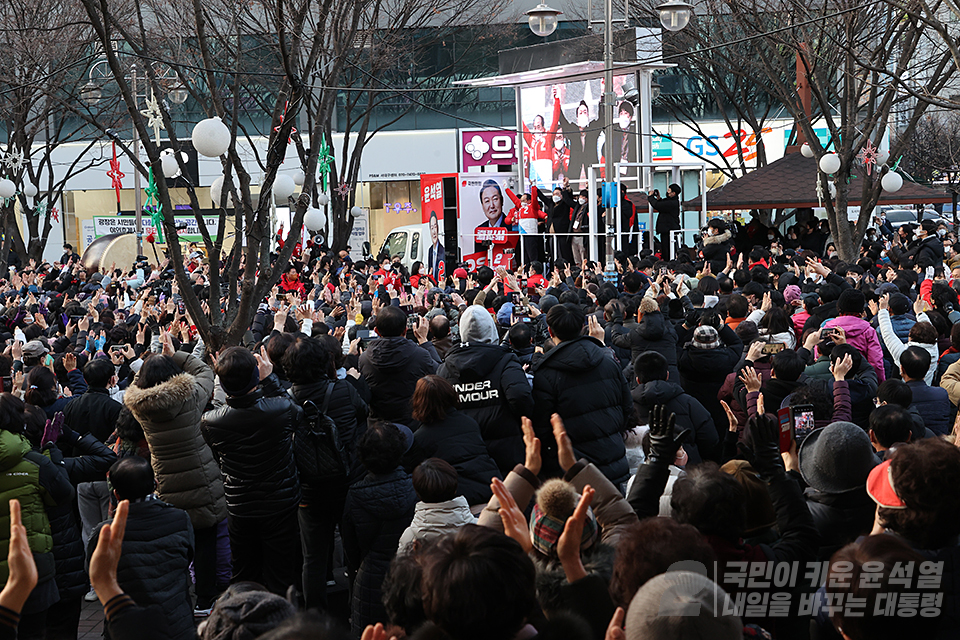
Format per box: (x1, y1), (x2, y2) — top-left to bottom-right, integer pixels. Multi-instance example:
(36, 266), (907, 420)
(577, 113), (589, 128)
(767, 234), (775, 240)
(552, 194), (562, 203)
(578, 197), (587, 205)
(618, 116), (631, 130)
(939, 229), (947, 237)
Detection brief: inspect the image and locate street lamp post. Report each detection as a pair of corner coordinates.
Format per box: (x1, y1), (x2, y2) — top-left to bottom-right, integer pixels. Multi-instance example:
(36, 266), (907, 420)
(529, 1), (691, 266)
(82, 61), (186, 257)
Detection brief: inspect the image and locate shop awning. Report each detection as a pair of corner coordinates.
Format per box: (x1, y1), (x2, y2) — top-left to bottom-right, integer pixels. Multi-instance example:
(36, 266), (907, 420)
(682, 152), (951, 211)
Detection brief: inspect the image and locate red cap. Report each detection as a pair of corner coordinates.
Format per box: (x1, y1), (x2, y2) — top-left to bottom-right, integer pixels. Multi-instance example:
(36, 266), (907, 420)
(866, 459), (907, 509)
(453, 268), (469, 279)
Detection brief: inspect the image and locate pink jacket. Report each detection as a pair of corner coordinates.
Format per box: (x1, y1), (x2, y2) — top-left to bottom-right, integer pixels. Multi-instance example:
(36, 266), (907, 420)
(823, 315), (886, 382)
(791, 311), (810, 337)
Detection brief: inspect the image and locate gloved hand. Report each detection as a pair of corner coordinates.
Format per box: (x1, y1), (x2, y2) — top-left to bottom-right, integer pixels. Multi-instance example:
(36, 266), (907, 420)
(741, 413), (785, 481)
(646, 405), (690, 466)
(41, 412), (65, 447)
(59, 426), (79, 446)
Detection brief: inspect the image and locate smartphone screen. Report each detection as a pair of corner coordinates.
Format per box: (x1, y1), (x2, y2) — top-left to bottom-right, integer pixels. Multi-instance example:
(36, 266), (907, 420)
(778, 407), (793, 453)
(762, 342), (785, 356)
(791, 404), (817, 445)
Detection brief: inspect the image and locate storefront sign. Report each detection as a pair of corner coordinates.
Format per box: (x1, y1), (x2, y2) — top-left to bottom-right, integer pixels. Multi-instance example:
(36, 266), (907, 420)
(460, 129), (518, 170)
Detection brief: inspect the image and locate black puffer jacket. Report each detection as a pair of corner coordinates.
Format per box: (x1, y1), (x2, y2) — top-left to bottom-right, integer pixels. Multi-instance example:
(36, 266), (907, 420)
(802, 485), (877, 562)
(46, 432), (117, 601)
(289, 377), (368, 466)
(404, 409), (502, 505)
(88, 498), (195, 640)
(677, 324), (743, 435)
(913, 235), (945, 268)
(700, 230), (734, 262)
(632, 380), (718, 464)
(438, 343), (534, 475)
(610, 311), (680, 379)
(200, 374), (301, 518)
(532, 337), (632, 485)
(61, 387), (123, 442)
(358, 337), (439, 426)
(342, 468), (416, 636)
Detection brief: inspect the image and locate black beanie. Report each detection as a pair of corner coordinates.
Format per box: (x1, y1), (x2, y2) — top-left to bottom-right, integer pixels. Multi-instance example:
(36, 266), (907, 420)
(837, 289), (866, 316)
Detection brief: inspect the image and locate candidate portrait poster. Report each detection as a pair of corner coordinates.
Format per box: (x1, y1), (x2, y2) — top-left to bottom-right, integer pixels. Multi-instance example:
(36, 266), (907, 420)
(456, 173), (519, 271)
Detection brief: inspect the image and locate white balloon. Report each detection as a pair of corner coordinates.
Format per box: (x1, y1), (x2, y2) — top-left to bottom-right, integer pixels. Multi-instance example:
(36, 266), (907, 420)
(304, 207), (326, 231)
(192, 117), (231, 158)
(22, 184), (37, 198)
(876, 148), (890, 166)
(273, 174), (296, 201)
(161, 154), (179, 178)
(800, 142), (814, 158)
(317, 193), (330, 206)
(881, 172), (903, 193)
(210, 175), (235, 208)
(350, 206), (362, 217)
(819, 153), (841, 175)
(293, 169), (305, 186)
(0, 179), (15, 199)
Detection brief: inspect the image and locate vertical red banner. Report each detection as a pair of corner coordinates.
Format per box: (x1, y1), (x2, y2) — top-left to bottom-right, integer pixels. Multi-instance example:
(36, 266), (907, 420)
(420, 174), (453, 281)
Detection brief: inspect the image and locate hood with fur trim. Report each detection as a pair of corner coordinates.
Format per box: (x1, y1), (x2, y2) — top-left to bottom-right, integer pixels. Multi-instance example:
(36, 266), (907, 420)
(123, 370), (227, 529)
(124, 372), (197, 424)
(703, 230), (732, 245)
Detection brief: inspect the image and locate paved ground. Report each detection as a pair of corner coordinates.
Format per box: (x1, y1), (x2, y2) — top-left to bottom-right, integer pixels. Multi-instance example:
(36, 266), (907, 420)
(78, 598), (104, 640)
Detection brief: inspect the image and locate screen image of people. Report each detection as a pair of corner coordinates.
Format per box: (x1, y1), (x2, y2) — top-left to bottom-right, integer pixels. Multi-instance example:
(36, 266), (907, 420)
(520, 76), (638, 192)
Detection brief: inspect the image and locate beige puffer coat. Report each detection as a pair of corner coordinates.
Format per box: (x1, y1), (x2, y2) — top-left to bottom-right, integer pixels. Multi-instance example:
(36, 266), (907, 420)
(124, 351), (226, 529)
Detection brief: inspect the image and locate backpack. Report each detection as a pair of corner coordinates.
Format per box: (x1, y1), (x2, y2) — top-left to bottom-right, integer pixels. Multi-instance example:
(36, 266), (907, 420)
(291, 382), (348, 483)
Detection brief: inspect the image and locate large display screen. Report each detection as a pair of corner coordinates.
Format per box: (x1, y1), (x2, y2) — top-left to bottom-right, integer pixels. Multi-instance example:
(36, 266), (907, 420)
(519, 75), (638, 192)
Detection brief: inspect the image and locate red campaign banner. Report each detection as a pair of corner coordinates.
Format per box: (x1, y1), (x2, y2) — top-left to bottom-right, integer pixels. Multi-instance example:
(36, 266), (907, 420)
(463, 249), (515, 272)
(420, 174), (447, 225)
(475, 227), (511, 244)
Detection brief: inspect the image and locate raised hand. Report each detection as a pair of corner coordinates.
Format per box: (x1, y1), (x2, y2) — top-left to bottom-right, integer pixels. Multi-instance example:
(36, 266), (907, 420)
(720, 399), (738, 433)
(831, 352), (854, 381)
(557, 485), (595, 584)
(646, 405), (688, 466)
(491, 477), (531, 553)
(552, 413), (577, 472)
(521, 417), (541, 476)
(739, 365), (762, 393)
(605, 607), (626, 640)
(89, 500), (129, 605)
(0, 499), (38, 613)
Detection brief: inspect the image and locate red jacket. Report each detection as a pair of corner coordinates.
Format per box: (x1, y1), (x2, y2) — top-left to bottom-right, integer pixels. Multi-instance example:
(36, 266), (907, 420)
(278, 273), (306, 297)
(505, 187), (547, 233)
(373, 268), (402, 291)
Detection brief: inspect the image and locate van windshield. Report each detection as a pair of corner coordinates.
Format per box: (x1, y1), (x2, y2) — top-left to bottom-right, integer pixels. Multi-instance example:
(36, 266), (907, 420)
(382, 232), (407, 259)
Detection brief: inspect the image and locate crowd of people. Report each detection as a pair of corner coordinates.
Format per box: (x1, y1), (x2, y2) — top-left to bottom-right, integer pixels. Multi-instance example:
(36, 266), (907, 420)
(0, 208), (957, 640)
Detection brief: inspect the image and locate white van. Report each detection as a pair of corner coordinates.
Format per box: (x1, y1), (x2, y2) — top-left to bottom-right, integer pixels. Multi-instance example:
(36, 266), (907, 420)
(377, 223), (430, 272)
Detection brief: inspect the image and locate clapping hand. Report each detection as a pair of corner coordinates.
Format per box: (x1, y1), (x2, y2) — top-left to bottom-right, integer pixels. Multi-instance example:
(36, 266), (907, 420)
(552, 413), (577, 472)
(521, 417), (541, 476)
(556, 485), (595, 584)
(89, 500), (129, 605)
(490, 477), (531, 553)
(0, 500), (37, 614)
